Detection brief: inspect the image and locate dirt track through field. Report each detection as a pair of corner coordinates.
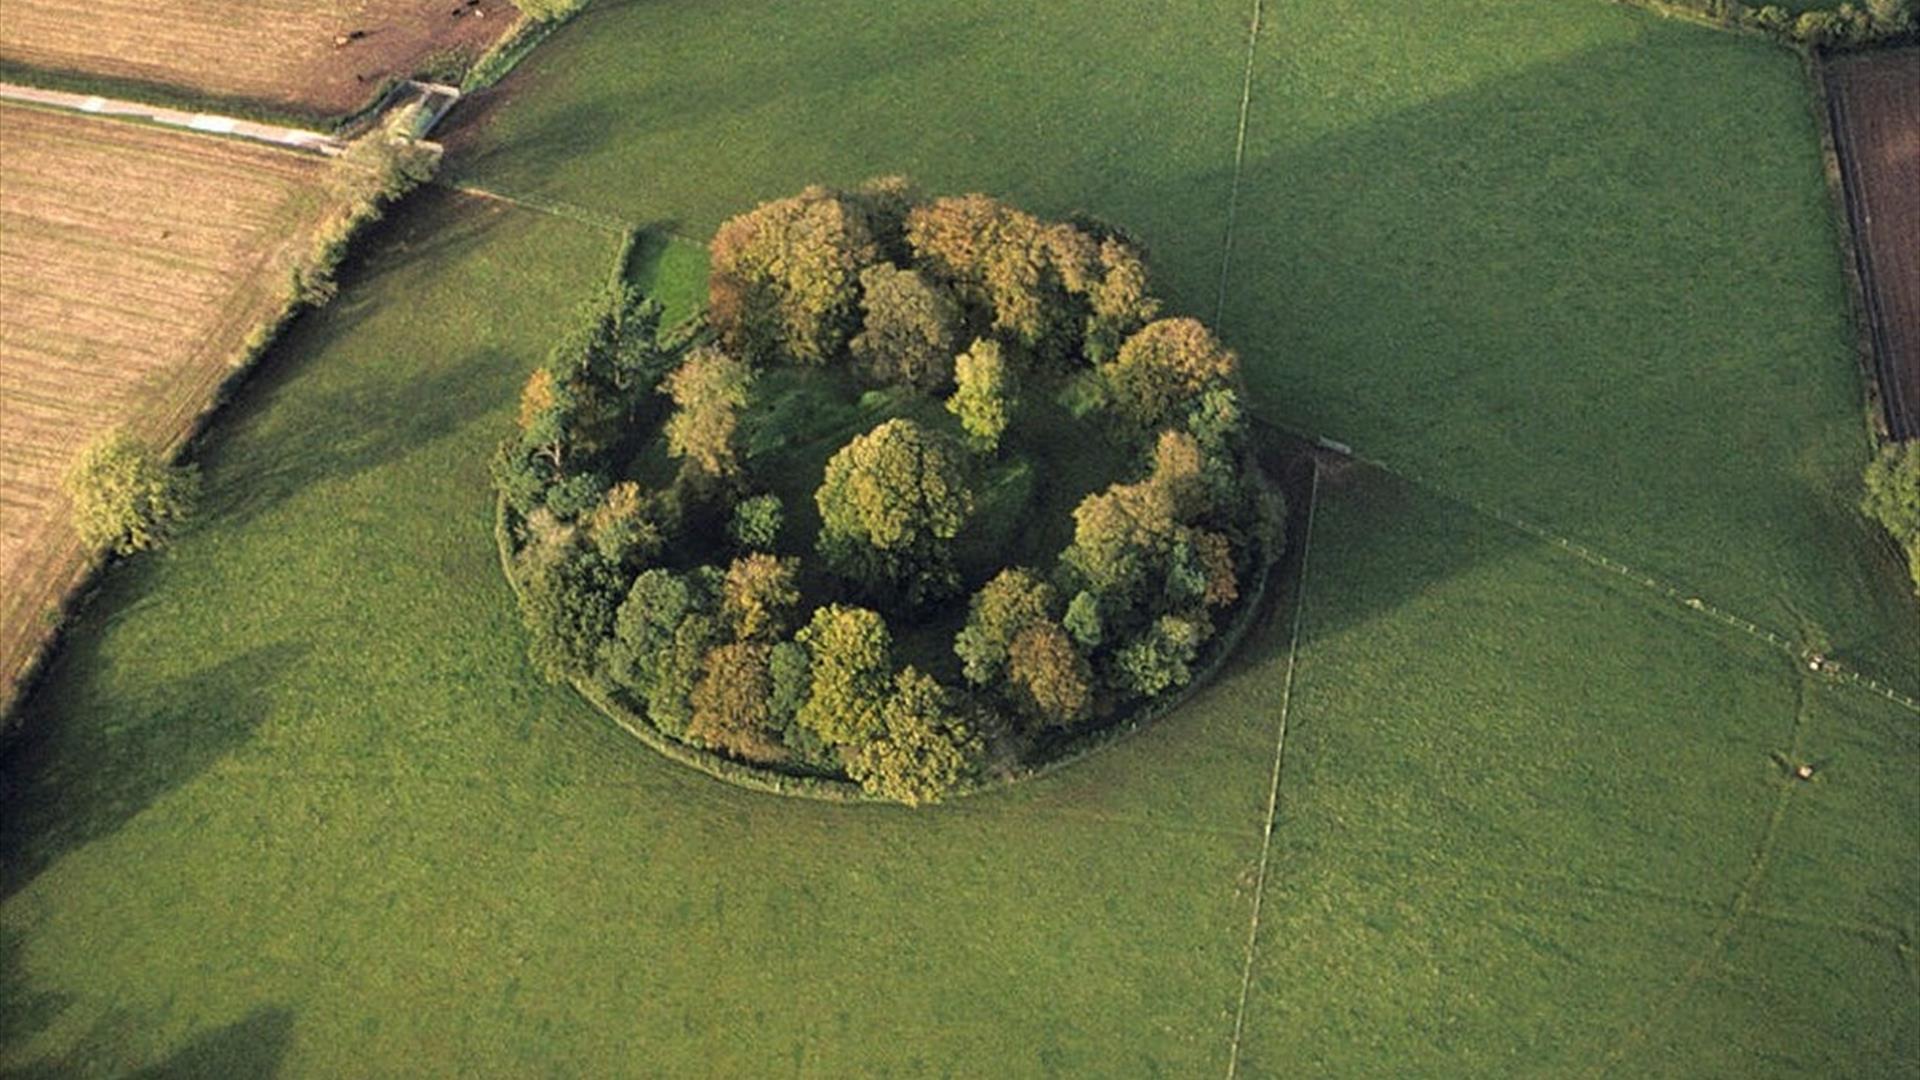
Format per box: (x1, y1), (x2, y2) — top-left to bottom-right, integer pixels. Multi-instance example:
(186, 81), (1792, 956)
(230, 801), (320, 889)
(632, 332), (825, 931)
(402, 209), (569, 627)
(1825, 48), (1920, 440)
(0, 82), (345, 153)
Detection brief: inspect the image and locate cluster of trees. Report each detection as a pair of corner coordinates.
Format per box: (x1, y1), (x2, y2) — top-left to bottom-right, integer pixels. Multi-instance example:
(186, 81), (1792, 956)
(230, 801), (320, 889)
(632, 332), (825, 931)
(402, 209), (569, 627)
(1861, 441), (1920, 597)
(1672, 0), (1914, 44)
(495, 182), (1278, 804)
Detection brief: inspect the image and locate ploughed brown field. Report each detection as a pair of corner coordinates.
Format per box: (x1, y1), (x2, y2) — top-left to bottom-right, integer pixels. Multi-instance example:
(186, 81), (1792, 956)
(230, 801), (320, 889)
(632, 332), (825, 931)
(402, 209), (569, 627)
(0, 102), (331, 702)
(1826, 47), (1920, 439)
(0, 0), (513, 119)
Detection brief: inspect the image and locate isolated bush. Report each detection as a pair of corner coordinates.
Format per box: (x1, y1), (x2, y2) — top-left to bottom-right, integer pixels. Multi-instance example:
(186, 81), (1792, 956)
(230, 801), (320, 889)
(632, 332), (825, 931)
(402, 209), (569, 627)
(729, 493), (785, 551)
(1861, 442), (1920, 596)
(64, 429), (199, 555)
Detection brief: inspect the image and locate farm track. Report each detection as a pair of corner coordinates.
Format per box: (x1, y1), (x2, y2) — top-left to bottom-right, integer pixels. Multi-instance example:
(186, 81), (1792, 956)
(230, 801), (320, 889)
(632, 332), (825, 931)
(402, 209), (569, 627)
(1823, 48), (1920, 441)
(0, 82), (344, 153)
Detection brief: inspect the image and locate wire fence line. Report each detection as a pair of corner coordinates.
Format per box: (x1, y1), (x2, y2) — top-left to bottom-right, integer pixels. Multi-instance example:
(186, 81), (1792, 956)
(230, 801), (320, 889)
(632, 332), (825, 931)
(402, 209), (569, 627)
(1225, 460), (1316, 1080)
(1250, 417), (1920, 718)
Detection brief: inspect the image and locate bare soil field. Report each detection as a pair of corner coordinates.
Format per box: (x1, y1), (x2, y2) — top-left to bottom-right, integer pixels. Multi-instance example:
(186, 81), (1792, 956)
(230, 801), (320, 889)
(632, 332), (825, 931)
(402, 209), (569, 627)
(0, 102), (331, 702)
(0, 0), (513, 121)
(1826, 47), (1920, 439)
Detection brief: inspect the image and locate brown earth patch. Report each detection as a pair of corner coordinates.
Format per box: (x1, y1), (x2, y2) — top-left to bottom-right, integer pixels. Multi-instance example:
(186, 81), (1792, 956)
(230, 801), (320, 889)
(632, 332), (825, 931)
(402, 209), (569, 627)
(1825, 47), (1920, 439)
(0, 0), (515, 120)
(0, 102), (333, 706)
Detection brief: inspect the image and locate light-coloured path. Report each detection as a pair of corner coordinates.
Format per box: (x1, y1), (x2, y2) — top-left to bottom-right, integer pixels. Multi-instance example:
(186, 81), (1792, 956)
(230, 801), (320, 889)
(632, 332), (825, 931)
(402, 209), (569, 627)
(0, 81), (345, 154)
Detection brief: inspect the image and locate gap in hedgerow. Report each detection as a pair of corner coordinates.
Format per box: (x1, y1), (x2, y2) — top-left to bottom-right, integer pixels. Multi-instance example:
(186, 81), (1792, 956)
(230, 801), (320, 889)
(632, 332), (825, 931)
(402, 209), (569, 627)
(492, 178), (1285, 804)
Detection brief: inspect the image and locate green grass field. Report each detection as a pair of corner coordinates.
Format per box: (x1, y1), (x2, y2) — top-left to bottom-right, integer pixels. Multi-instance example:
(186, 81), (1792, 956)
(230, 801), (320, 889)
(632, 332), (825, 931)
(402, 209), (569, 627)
(4, 0), (1916, 1073)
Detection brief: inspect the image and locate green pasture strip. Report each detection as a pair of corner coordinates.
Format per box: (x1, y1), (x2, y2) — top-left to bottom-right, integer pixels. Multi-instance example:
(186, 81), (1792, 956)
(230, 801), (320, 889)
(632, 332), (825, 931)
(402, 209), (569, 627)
(1224, 0), (1918, 692)
(1231, 465), (1916, 1075)
(0, 189), (1314, 1075)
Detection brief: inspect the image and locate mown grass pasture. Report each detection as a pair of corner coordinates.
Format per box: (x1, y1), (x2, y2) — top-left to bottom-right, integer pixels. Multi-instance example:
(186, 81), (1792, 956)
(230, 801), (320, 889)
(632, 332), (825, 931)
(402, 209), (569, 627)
(0, 0), (513, 121)
(0, 102), (332, 705)
(3, 0), (1916, 1073)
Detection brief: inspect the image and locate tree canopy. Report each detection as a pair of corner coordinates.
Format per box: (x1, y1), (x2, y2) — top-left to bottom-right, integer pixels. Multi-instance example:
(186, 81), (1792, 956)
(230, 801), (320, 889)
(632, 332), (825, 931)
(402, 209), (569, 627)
(64, 428), (199, 555)
(494, 181), (1277, 804)
(816, 418), (975, 605)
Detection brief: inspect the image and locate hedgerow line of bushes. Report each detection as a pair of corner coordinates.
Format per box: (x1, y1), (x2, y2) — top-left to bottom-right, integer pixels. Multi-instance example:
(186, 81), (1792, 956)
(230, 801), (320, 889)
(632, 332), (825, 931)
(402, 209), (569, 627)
(6, 125), (439, 725)
(493, 180), (1285, 805)
(1619, 0), (1916, 47)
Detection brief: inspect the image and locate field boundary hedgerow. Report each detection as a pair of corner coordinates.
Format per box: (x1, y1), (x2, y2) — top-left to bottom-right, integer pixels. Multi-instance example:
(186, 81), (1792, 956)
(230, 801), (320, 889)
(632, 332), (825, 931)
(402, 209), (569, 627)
(1612, 0), (1919, 49)
(1224, 459), (1315, 1080)
(1, 116), (441, 724)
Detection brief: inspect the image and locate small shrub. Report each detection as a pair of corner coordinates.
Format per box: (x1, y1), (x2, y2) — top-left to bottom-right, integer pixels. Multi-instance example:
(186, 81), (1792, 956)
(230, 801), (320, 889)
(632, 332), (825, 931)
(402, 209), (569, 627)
(730, 493), (785, 550)
(1861, 442), (1920, 597)
(63, 429), (199, 555)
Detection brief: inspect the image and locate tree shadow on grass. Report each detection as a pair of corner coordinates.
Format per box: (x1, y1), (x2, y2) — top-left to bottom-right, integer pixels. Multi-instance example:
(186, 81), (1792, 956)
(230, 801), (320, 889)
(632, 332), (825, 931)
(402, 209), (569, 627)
(0, 926), (73, 1059)
(126, 1007), (295, 1080)
(197, 345), (514, 531)
(0, 641), (308, 902)
(2, 1004), (296, 1080)
(189, 190), (532, 530)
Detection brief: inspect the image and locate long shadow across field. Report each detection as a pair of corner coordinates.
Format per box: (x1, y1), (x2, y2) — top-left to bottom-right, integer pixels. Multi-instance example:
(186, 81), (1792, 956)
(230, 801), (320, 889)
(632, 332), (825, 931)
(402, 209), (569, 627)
(1214, 34), (1920, 693)
(196, 191), (535, 530)
(0, 640), (307, 902)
